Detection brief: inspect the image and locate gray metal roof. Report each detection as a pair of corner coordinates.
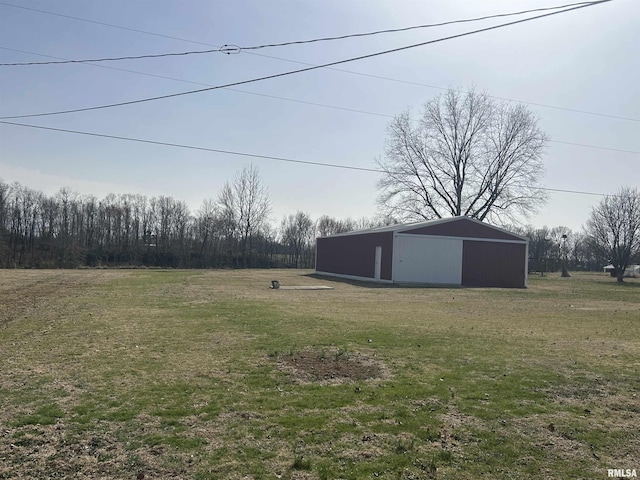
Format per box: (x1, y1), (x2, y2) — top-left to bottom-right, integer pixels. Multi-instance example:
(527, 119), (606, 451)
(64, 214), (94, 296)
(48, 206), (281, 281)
(318, 215), (528, 241)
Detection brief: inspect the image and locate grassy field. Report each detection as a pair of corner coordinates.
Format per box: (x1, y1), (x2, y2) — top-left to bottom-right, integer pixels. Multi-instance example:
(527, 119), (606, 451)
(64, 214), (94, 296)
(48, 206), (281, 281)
(0, 269), (638, 479)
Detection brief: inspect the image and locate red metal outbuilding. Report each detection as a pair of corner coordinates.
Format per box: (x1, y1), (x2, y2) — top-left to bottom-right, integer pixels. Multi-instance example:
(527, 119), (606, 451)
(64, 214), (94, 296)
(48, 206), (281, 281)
(315, 216), (529, 288)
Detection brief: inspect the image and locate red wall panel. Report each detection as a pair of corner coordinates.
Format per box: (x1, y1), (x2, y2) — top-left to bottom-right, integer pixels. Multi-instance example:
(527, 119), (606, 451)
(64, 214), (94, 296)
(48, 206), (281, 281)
(316, 232), (393, 280)
(462, 240), (527, 288)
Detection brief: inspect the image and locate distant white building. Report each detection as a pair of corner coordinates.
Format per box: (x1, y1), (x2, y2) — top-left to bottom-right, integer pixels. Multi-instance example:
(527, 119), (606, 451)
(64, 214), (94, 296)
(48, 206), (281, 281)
(603, 264), (640, 277)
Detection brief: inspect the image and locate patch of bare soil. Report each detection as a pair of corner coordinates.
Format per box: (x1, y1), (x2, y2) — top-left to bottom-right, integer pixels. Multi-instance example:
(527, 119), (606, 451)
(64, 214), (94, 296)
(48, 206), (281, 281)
(276, 348), (387, 384)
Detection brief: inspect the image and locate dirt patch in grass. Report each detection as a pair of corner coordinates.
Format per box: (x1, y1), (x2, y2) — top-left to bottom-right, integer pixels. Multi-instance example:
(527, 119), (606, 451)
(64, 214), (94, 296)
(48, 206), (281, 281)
(276, 347), (388, 384)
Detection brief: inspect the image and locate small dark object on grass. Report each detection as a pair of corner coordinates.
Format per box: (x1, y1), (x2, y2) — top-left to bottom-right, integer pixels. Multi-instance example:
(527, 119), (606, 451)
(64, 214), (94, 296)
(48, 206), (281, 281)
(271, 280), (280, 289)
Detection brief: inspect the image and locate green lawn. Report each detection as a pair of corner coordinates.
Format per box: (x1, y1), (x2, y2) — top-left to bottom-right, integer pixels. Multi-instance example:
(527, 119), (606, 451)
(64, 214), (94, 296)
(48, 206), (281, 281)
(1, 269), (638, 479)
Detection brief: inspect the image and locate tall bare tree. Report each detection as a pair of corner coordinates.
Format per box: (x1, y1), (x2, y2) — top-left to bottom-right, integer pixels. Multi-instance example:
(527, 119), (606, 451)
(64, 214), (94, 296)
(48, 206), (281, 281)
(0, 180), (10, 266)
(377, 88), (547, 224)
(196, 199), (218, 265)
(550, 226), (572, 276)
(281, 211), (314, 268)
(218, 164), (271, 266)
(0, 180), (9, 234)
(585, 187), (640, 282)
(525, 225), (552, 273)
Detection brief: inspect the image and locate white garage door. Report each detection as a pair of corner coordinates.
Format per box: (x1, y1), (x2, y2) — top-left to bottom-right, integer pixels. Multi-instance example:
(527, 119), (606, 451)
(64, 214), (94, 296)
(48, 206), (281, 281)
(393, 235), (463, 284)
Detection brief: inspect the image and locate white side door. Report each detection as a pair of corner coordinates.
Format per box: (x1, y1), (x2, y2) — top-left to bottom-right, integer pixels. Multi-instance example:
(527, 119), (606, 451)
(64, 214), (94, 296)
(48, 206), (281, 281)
(374, 246), (382, 280)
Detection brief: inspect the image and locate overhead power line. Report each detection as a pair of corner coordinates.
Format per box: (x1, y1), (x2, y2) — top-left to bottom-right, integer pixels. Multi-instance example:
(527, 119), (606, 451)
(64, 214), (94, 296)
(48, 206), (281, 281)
(0, 1), (613, 120)
(238, 2), (597, 50)
(0, 2), (596, 66)
(1, 49), (636, 156)
(0, 47), (394, 117)
(6, 47), (640, 130)
(0, 120), (379, 172)
(1, 2), (633, 123)
(238, 49), (640, 123)
(0, 47), (225, 66)
(546, 140), (638, 155)
(0, 120), (618, 198)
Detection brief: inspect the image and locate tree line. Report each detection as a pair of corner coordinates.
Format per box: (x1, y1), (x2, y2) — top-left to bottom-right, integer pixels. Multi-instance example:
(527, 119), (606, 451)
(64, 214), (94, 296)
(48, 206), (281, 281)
(1, 168), (637, 278)
(520, 225), (606, 273)
(520, 187), (640, 282)
(0, 166), (386, 270)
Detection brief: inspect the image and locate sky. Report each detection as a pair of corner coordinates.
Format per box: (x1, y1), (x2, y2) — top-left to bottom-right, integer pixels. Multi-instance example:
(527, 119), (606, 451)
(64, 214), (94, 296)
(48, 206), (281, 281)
(0, 0), (638, 233)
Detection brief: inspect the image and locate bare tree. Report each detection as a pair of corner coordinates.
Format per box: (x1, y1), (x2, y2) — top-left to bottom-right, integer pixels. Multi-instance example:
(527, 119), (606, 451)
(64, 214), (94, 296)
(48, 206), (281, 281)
(526, 225), (552, 274)
(196, 199), (219, 265)
(316, 216), (341, 238)
(550, 226), (572, 277)
(0, 179), (9, 234)
(377, 88), (547, 224)
(569, 232), (594, 270)
(218, 164), (271, 267)
(585, 187), (640, 282)
(315, 216), (359, 237)
(0, 180), (10, 266)
(280, 211), (314, 268)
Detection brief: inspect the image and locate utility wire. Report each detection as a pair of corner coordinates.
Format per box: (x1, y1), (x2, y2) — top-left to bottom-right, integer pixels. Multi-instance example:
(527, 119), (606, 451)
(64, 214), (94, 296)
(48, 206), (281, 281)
(0, 47), (393, 118)
(238, 1), (596, 50)
(1, 48), (636, 156)
(233, 50), (640, 124)
(547, 140), (638, 155)
(0, 2), (595, 66)
(0, 47), (225, 66)
(0, 1), (613, 120)
(0, 120), (617, 198)
(0, 120), (379, 172)
(7, 47), (637, 125)
(1, 2), (634, 123)
(5, 50), (639, 140)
